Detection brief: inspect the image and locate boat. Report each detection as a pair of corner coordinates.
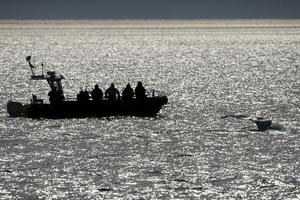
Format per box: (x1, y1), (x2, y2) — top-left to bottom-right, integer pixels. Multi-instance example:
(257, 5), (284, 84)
(7, 56), (168, 119)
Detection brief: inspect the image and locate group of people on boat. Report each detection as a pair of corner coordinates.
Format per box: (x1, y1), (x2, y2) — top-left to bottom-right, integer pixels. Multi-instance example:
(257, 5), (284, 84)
(76, 81), (146, 103)
(47, 81), (147, 104)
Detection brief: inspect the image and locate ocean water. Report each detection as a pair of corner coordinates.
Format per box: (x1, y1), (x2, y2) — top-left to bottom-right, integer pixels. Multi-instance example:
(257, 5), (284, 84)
(0, 20), (299, 199)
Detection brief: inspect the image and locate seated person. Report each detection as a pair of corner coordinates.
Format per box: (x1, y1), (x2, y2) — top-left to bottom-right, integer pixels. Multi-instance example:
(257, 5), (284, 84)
(77, 89), (89, 102)
(91, 84), (103, 101)
(122, 83), (134, 101)
(83, 90), (90, 101)
(77, 90), (84, 102)
(105, 83), (120, 101)
(135, 81), (146, 100)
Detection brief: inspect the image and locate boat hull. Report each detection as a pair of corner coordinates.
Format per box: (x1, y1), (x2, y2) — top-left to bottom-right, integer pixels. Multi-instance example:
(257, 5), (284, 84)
(7, 96), (168, 119)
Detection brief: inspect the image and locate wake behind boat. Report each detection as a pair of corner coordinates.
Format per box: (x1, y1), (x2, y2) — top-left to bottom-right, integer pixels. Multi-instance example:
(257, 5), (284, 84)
(7, 56), (168, 119)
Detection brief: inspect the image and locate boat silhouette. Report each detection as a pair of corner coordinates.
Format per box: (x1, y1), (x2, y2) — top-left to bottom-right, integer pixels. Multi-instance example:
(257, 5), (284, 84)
(7, 56), (168, 119)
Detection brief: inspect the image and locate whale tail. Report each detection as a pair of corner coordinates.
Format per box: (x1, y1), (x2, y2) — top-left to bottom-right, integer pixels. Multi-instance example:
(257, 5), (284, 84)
(221, 113), (273, 131)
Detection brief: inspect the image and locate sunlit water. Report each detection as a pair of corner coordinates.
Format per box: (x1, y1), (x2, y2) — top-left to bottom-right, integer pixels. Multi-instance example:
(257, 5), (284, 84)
(0, 20), (299, 199)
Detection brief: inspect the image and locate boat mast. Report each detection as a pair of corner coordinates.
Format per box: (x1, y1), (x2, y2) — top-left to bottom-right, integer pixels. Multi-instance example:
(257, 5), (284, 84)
(32, 34), (35, 58)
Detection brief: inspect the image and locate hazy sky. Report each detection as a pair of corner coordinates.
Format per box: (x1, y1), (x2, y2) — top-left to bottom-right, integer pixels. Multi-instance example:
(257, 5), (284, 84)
(1, 0), (299, 19)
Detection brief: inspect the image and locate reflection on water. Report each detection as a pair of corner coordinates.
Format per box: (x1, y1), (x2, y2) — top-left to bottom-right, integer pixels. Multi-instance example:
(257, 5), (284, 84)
(0, 20), (299, 199)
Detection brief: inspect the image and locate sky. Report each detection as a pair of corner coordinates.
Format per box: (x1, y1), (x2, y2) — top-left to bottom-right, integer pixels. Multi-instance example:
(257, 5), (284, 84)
(0, 0), (299, 19)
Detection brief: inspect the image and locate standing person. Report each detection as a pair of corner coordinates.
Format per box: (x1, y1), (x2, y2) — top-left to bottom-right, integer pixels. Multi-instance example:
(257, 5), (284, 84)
(105, 83), (120, 101)
(122, 83), (134, 101)
(135, 81), (146, 100)
(91, 84), (103, 101)
(48, 89), (64, 104)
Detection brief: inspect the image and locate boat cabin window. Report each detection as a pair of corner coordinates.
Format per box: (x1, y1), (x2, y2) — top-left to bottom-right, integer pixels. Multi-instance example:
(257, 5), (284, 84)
(53, 81), (58, 90)
(48, 79), (63, 93)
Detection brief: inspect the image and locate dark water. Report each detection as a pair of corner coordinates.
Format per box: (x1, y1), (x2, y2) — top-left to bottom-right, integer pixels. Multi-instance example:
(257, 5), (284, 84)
(0, 20), (299, 199)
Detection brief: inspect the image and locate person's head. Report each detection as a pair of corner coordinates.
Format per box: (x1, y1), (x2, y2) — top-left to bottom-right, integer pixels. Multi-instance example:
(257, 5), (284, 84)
(137, 81), (142, 86)
(95, 84), (99, 89)
(111, 83), (115, 88)
(126, 83), (131, 88)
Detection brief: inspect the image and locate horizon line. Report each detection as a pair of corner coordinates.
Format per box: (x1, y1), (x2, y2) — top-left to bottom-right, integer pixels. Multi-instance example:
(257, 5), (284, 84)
(1, 18), (300, 21)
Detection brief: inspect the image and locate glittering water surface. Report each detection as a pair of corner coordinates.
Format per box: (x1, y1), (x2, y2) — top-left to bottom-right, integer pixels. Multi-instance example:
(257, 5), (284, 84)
(0, 20), (300, 199)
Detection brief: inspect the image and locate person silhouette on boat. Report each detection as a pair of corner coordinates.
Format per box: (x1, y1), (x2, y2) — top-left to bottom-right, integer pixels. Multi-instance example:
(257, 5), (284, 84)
(91, 84), (103, 101)
(48, 89), (64, 104)
(135, 81), (146, 100)
(77, 90), (84, 102)
(77, 89), (90, 102)
(105, 83), (120, 101)
(122, 83), (134, 101)
(83, 90), (90, 101)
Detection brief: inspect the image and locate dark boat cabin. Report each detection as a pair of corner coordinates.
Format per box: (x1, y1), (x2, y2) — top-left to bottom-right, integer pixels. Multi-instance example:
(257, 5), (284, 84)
(45, 71), (64, 94)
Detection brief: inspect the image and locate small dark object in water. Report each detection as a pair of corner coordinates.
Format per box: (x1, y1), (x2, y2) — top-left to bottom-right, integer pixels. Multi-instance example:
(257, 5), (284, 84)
(3, 169), (13, 173)
(174, 154), (193, 157)
(172, 178), (191, 183)
(174, 186), (190, 191)
(146, 170), (162, 175)
(97, 188), (112, 192)
(174, 186), (202, 191)
(191, 187), (203, 190)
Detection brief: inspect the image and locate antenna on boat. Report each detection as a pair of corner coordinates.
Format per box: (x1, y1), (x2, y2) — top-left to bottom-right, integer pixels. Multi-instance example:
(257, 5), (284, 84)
(32, 33), (35, 58)
(26, 34), (45, 80)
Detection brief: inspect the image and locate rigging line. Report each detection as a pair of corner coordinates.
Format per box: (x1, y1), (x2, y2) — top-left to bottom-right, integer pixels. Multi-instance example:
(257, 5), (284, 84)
(31, 33), (35, 58)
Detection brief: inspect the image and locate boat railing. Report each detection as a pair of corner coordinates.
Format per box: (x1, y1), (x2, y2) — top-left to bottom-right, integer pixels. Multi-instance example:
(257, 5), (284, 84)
(147, 89), (166, 97)
(64, 97), (77, 101)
